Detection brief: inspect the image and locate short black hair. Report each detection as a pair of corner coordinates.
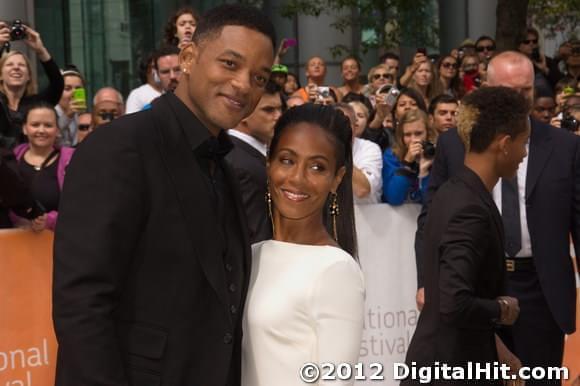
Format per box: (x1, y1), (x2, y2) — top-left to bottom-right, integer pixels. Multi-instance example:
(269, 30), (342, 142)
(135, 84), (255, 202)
(461, 86), (529, 153)
(475, 35), (495, 47)
(153, 45), (180, 70)
(379, 52), (399, 63)
(263, 80), (286, 111)
(192, 4), (276, 54)
(428, 94), (458, 115)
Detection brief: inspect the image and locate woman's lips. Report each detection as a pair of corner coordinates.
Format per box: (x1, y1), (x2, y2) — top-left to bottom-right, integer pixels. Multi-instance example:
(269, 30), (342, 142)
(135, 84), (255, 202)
(281, 188), (310, 202)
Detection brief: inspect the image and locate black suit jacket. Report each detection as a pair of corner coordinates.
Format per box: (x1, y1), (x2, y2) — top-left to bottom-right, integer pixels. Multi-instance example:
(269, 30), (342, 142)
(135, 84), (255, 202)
(416, 119), (580, 334)
(226, 135), (272, 244)
(52, 94), (251, 386)
(404, 167), (504, 385)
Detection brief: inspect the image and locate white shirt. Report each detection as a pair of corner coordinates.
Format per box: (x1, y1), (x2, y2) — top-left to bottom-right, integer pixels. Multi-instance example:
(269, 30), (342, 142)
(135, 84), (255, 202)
(492, 143), (532, 257)
(352, 138), (383, 205)
(242, 240), (365, 386)
(228, 129), (268, 157)
(125, 84), (162, 114)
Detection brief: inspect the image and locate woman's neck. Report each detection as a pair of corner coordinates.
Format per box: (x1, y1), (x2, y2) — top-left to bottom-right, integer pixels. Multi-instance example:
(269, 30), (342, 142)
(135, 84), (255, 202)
(439, 76), (451, 89)
(273, 211), (332, 246)
(342, 80), (361, 94)
(27, 145), (55, 160)
(4, 85), (25, 111)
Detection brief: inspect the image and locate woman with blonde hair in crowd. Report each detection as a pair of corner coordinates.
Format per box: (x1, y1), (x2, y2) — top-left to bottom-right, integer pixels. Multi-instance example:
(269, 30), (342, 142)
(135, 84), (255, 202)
(382, 109), (435, 205)
(0, 21), (63, 145)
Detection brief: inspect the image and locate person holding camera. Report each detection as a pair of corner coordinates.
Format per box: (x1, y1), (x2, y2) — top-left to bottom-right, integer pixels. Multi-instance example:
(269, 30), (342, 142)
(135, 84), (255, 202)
(381, 109), (434, 205)
(0, 21), (64, 145)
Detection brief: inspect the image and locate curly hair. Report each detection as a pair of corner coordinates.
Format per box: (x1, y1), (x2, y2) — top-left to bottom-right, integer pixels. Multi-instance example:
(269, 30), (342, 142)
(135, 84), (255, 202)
(458, 86), (530, 153)
(163, 6), (200, 47)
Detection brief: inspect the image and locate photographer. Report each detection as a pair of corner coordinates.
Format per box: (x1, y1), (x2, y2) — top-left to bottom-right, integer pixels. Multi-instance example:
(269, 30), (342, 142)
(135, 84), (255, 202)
(382, 109), (435, 205)
(0, 20), (64, 144)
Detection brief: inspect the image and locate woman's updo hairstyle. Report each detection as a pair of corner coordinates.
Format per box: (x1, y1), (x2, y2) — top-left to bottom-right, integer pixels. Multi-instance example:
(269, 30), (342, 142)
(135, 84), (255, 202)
(268, 103), (358, 258)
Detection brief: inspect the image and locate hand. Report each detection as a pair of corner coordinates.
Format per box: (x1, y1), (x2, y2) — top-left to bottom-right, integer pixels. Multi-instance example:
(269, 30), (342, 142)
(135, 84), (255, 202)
(496, 335), (524, 385)
(535, 52), (549, 74)
(276, 39), (290, 59)
(23, 25), (50, 61)
(30, 214), (48, 233)
(418, 156), (433, 178)
(404, 141), (423, 163)
(69, 98), (86, 114)
(408, 53), (427, 74)
(0, 22), (9, 46)
(178, 36), (191, 50)
(497, 296), (520, 325)
(550, 116), (562, 128)
(416, 288), (425, 311)
(306, 83), (318, 103)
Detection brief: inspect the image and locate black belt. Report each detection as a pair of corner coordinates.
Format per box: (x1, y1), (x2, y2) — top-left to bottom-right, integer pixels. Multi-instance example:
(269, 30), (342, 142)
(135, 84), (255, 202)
(505, 257), (534, 272)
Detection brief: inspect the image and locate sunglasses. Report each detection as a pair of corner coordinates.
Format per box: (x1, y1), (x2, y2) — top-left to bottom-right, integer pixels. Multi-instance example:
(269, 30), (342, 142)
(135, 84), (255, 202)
(441, 62), (458, 69)
(373, 73), (394, 80)
(476, 45), (495, 52)
(522, 39), (538, 45)
(78, 124), (92, 131)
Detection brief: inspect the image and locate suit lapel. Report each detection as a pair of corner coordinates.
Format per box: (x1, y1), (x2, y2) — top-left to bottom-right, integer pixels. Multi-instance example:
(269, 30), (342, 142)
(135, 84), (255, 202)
(152, 97), (229, 307)
(526, 120), (553, 200)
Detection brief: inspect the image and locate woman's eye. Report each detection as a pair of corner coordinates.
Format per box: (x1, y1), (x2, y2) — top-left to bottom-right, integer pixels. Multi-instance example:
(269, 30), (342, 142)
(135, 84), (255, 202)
(223, 60), (235, 68)
(311, 164), (325, 172)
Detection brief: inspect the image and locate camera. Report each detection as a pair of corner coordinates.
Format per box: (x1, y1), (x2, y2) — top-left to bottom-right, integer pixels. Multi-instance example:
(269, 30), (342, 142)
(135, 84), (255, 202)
(10, 20), (26, 41)
(561, 113), (579, 132)
(421, 141), (436, 159)
(317, 86), (330, 99)
(377, 85), (400, 108)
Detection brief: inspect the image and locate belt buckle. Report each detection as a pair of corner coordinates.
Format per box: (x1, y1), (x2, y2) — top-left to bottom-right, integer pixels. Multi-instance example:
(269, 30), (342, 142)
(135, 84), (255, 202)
(506, 259), (515, 272)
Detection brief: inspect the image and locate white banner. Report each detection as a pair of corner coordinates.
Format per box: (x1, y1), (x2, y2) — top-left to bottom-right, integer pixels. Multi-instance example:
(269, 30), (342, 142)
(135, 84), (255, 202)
(355, 204), (421, 385)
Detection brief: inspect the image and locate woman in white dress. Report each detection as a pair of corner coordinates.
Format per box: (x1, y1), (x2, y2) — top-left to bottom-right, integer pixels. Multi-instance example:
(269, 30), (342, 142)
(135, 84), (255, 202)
(242, 104), (365, 386)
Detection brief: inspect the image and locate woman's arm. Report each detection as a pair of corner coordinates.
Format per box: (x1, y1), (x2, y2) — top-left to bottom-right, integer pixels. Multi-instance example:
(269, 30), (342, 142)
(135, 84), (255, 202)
(24, 26), (64, 105)
(381, 149), (414, 205)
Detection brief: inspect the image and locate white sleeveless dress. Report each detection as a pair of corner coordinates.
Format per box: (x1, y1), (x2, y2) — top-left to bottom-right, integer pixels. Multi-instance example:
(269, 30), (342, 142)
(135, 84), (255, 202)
(242, 240), (365, 386)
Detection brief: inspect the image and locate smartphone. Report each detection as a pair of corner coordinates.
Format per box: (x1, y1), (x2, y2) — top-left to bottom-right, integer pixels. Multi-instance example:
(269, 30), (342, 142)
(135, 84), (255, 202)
(417, 47), (427, 55)
(282, 38), (298, 49)
(72, 87), (87, 110)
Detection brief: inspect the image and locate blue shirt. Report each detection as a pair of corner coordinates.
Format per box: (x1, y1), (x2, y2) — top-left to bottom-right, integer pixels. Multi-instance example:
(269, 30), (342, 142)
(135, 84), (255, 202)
(381, 148), (429, 205)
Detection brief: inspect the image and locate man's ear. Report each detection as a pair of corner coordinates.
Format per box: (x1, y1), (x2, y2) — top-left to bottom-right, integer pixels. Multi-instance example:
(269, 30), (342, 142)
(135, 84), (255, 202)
(179, 42), (197, 74)
(496, 134), (512, 155)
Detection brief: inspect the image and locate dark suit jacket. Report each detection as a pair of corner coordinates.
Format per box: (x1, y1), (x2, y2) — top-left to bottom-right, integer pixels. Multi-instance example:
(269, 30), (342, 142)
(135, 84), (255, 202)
(52, 94), (251, 386)
(404, 167), (504, 385)
(226, 135), (272, 244)
(416, 119), (580, 334)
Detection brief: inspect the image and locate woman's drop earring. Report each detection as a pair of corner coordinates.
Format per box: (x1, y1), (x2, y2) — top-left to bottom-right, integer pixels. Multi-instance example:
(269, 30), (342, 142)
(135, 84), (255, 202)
(329, 192), (339, 241)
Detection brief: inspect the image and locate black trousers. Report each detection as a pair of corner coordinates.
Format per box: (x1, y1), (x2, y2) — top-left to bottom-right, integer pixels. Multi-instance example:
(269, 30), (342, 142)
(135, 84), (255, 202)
(497, 263), (565, 386)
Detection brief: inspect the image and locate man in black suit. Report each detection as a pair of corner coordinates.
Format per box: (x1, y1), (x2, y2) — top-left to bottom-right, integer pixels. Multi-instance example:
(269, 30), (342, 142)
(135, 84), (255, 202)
(52, 5), (276, 386)
(226, 81), (283, 243)
(403, 86), (526, 385)
(415, 51), (580, 385)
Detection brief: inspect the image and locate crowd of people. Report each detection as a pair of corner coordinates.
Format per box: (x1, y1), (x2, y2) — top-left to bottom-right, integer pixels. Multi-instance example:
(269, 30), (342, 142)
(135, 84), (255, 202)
(0, 4), (579, 386)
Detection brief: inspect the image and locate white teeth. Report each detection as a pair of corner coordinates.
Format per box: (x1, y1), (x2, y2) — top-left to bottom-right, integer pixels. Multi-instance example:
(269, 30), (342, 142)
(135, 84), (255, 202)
(283, 190), (309, 201)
